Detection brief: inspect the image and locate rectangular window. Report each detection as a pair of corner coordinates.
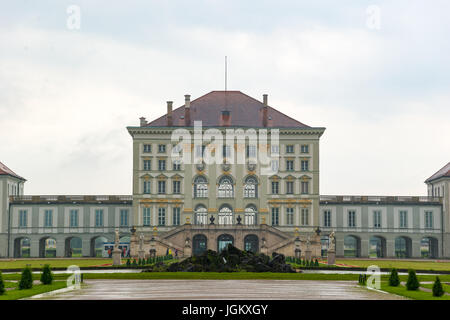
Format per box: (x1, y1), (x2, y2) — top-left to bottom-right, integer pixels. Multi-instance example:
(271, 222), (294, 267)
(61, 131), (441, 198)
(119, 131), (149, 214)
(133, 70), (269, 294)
(286, 145), (294, 153)
(271, 145), (279, 155)
(143, 144), (152, 153)
(143, 207), (151, 226)
(158, 144), (166, 153)
(143, 160), (151, 171)
(301, 160), (309, 171)
(19, 210), (27, 228)
(95, 209), (104, 227)
(44, 209), (53, 227)
(158, 208), (166, 226)
(173, 180), (181, 194)
(120, 209), (129, 227)
(373, 210), (381, 228)
(399, 211), (408, 228)
(158, 160), (166, 171)
(286, 160), (294, 171)
(425, 211), (433, 229)
(301, 181), (309, 194)
(271, 207), (279, 226)
(286, 181), (294, 194)
(323, 210), (331, 227)
(286, 207), (294, 225)
(271, 160), (279, 172)
(271, 181), (279, 194)
(172, 161), (181, 171)
(143, 181), (151, 194)
(301, 145), (309, 153)
(172, 207), (180, 226)
(301, 208), (309, 226)
(70, 209), (78, 227)
(246, 145), (256, 158)
(158, 181), (166, 194)
(348, 210), (356, 228)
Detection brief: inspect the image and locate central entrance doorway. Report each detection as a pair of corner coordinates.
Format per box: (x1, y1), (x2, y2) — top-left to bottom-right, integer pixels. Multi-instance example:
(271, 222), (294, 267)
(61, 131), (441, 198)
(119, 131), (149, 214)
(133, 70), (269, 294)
(193, 234), (207, 256)
(217, 234), (234, 252)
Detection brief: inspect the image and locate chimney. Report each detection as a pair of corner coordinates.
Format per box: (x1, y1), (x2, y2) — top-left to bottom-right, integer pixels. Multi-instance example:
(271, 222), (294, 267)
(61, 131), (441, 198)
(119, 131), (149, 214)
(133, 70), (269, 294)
(167, 101), (173, 126)
(140, 117), (147, 127)
(262, 94), (268, 127)
(184, 94), (191, 126)
(220, 110), (231, 127)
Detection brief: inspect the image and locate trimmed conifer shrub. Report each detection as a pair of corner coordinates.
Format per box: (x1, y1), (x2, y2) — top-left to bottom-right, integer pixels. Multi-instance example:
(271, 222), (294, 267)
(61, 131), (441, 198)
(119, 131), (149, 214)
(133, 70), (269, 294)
(0, 271), (5, 295)
(126, 259), (131, 267)
(314, 259), (319, 267)
(388, 268), (400, 287)
(406, 270), (420, 291)
(18, 267), (33, 290)
(433, 276), (444, 297)
(40, 264), (53, 285)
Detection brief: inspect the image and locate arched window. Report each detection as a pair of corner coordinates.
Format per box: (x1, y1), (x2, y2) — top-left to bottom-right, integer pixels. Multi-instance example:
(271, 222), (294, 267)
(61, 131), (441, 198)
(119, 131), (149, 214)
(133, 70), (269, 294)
(218, 205), (233, 225)
(218, 176), (234, 198)
(244, 176), (258, 198)
(194, 176), (208, 198)
(244, 205), (257, 225)
(195, 205), (208, 225)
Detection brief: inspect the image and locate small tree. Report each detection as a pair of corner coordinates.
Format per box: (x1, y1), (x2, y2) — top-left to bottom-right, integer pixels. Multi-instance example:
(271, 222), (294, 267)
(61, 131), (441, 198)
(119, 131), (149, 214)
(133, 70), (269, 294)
(19, 267), (33, 290)
(433, 276), (444, 297)
(314, 259), (319, 267)
(40, 264), (53, 285)
(406, 270), (420, 291)
(389, 268), (400, 287)
(0, 271), (5, 295)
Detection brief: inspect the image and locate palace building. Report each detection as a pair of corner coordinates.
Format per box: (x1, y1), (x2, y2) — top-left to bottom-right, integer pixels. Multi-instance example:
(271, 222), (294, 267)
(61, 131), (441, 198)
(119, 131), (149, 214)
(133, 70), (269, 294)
(1, 91), (448, 259)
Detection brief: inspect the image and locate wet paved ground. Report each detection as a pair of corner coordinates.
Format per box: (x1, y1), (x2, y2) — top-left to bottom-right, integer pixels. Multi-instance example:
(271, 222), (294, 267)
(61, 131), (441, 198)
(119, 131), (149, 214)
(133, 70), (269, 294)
(30, 280), (406, 300)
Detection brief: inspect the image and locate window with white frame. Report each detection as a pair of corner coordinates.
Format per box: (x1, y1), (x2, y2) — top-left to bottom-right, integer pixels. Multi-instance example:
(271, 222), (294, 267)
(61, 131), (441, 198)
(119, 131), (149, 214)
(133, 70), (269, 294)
(143, 144), (152, 153)
(373, 210), (381, 228)
(399, 210), (408, 228)
(425, 211), (433, 229)
(301, 144), (309, 153)
(244, 205), (257, 225)
(194, 176), (208, 198)
(143, 207), (151, 226)
(120, 209), (129, 227)
(158, 144), (166, 153)
(158, 180), (166, 194)
(271, 181), (279, 194)
(286, 145), (294, 153)
(19, 210), (27, 228)
(158, 159), (166, 171)
(348, 210), (356, 228)
(286, 181), (294, 194)
(301, 208), (309, 226)
(301, 181), (309, 194)
(158, 207), (166, 226)
(195, 205), (208, 225)
(271, 159), (279, 172)
(323, 210), (331, 227)
(301, 160), (309, 171)
(172, 180), (181, 194)
(70, 209), (78, 227)
(271, 207), (279, 226)
(244, 176), (258, 198)
(172, 207), (180, 226)
(172, 160), (181, 171)
(143, 180), (151, 194)
(143, 160), (151, 171)
(95, 209), (103, 227)
(218, 176), (234, 198)
(286, 160), (294, 171)
(286, 207), (294, 225)
(44, 209), (53, 227)
(218, 205), (233, 225)
(271, 145), (279, 155)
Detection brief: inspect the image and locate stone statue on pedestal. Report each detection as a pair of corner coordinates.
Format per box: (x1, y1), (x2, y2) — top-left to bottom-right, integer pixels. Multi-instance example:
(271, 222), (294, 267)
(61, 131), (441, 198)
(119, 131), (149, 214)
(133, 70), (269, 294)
(112, 228), (121, 266)
(329, 231), (336, 251)
(138, 233), (145, 259)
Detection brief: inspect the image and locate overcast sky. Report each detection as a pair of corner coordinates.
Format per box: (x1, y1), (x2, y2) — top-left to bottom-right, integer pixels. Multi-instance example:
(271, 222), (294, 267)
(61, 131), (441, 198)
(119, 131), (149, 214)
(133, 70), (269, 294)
(1, 1), (449, 196)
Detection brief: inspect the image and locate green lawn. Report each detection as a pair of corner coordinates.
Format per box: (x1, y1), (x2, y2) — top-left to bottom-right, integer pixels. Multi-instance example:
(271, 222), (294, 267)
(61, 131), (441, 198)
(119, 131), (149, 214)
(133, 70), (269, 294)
(0, 258), (112, 270)
(336, 259), (450, 271)
(378, 281), (450, 300)
(0, 281), (67, 300)
(422, 282), (450, 293)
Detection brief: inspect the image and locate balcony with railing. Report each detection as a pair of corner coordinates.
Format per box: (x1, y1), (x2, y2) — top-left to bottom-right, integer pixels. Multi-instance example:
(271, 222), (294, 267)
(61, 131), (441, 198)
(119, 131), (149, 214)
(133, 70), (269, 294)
(320, 195), (442, 205)
(10, 195), (133, 204)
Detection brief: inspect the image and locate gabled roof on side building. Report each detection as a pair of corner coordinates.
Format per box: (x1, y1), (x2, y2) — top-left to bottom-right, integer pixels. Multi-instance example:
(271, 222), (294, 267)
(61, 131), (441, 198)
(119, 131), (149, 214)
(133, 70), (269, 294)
(425, 162), (450, 183)
(0, 161), (26, 181)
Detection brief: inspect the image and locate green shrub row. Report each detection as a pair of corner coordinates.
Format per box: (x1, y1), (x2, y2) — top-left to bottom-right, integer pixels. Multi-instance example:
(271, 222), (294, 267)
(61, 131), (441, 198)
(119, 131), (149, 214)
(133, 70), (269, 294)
(126, 254), (173, 267)
(286, 256), (320, 267)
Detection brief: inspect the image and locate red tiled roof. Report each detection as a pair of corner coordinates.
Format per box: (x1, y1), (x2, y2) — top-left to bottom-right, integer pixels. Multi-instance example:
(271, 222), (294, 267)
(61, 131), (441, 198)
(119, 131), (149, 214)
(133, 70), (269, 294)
(0, 161), (26, 181)
(425, 162), (450, 183)
(145, 91), (310, 128)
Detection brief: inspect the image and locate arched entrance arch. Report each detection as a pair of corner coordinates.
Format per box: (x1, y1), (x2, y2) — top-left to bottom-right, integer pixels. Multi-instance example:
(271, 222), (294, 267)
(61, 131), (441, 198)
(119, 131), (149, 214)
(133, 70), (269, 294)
(65, 237), (82, 257)
(244, 234), (258, 253)
(14, 237), (30, 258)
(395, 236), (412, 258)
(193, 234), (207, 256)
(344, 235), (360, 257)
(217, 234), (234, 252)
(39, 237), (57, 258)
(369, 236), (386, 258)
(421, 237), (438, 258)
(91, 236), (108, 257)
